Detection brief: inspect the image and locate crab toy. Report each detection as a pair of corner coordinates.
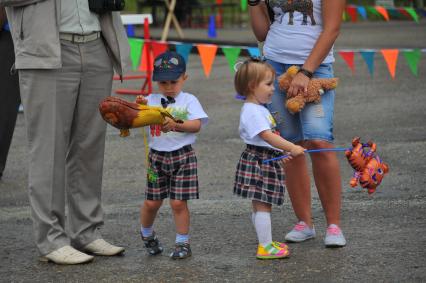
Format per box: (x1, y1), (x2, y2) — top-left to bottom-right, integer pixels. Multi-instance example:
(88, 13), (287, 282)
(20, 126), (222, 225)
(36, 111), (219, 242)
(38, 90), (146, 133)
(345, 137), (389, 194)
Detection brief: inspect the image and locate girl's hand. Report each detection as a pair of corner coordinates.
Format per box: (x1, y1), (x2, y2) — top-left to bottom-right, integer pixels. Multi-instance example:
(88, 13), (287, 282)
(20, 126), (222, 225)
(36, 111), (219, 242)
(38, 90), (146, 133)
(135, 95), (148, 105)
(161, 117), (177, 133)
(287, 72), (310, 98)
(290, 145), (306, 157)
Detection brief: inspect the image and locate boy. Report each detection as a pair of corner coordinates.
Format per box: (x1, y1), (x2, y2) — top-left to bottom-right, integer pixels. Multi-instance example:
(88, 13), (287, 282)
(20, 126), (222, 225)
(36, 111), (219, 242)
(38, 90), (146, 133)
(136, 51), (208, 259)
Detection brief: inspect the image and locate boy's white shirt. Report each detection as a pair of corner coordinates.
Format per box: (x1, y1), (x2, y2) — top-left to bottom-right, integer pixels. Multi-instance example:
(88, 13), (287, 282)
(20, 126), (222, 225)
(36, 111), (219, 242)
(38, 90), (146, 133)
(146, 91), (208, 152)
(239, 102), (281, 151)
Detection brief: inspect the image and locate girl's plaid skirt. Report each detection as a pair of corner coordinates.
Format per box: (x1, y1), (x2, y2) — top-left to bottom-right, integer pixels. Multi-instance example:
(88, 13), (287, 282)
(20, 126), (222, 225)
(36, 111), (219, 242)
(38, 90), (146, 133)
(234, 144), (285, 205)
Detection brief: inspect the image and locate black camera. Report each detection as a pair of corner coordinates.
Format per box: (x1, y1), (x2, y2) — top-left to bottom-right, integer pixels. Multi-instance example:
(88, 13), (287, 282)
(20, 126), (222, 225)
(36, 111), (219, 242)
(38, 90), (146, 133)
(88, 0), (125, 14)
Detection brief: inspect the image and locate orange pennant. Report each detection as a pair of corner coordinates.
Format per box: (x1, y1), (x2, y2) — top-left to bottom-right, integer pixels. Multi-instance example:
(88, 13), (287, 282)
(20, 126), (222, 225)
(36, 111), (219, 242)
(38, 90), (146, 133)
(196, 44), (218, 77)
(151, 41), (169, 59)
(375, 6), (390, 21)
(338, 51), (355, 74)
(381, 49), (399, 79)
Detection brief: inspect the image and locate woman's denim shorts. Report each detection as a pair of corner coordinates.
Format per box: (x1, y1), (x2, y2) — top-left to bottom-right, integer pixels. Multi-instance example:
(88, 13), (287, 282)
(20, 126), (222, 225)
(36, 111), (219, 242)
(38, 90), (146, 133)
(266, 59), (336, 143)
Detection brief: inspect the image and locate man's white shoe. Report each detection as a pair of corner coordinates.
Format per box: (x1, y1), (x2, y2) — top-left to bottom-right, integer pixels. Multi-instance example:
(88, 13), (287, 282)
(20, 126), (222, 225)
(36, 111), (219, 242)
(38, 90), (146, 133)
(39, 246), (94, 265)
(83, 239), (125, 256)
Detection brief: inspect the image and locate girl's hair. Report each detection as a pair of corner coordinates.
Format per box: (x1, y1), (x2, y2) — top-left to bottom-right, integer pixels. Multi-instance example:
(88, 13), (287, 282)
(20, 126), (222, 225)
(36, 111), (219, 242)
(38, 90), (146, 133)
(234, 58), (275, 97)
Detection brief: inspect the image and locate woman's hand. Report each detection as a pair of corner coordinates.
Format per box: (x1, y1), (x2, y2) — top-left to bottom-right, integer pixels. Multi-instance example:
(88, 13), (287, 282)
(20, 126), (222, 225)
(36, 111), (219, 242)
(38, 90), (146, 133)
(287, 72), (310, 98)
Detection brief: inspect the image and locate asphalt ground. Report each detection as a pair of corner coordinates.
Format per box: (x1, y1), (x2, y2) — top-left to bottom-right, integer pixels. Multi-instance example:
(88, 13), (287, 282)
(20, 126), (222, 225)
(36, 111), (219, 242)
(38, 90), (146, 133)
(1, 21), (425, 282)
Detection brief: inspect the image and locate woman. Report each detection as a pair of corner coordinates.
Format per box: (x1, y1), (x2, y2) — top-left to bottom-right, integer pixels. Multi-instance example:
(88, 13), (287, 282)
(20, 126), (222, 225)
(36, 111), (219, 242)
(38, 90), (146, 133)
(248, 0), (346, 247)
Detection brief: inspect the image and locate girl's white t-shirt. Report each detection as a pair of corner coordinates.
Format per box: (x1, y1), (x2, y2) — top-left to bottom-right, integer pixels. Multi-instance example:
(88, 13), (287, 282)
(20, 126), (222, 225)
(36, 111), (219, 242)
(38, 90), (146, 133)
(239, 102), (281, 150)
(263, 0), (334, 64)
(146, 91), (208, 152)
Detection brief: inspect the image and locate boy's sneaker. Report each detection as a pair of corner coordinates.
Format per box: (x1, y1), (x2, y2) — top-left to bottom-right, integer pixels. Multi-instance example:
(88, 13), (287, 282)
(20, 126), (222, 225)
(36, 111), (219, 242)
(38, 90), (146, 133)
(285, 221), (316, 242)
(256, 242), (290, 260)
(141, 232), (163, 255)
(324, 224), (346, 247)
(170, 242), (192, 259)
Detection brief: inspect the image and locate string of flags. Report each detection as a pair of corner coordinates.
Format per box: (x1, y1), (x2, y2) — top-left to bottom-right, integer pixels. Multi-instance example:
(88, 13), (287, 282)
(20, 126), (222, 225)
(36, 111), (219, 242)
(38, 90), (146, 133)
(343, 5), (421, 23)
(128, 38), (424, 79)
(237, 1), (424, 23)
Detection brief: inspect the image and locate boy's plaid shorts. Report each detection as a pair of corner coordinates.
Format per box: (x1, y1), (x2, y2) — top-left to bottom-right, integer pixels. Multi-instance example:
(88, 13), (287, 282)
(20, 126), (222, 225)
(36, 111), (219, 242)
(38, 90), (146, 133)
(234, 144), (285, 205)
(146, 145), (199, 200)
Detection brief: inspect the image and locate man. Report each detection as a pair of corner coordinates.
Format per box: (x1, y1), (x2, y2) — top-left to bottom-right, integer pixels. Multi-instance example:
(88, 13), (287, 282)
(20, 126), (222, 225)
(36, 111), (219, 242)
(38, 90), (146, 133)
(1, 0), (131, 264)
(0, 7), (20, 181)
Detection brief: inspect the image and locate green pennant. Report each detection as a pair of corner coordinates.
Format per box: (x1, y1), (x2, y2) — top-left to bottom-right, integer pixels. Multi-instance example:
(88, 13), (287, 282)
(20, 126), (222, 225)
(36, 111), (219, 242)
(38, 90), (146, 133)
(366, 6), (381, 18)
(403, 49), (421, 76)
(404, 7), (419, 23)
(128, 38), (144, 70)
(222, 47), (241, 75)
(241, 0), (247, 12)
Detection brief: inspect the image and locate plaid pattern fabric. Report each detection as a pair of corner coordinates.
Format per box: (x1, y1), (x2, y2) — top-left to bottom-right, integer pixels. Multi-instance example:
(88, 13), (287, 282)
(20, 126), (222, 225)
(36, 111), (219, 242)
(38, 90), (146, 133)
(234, 145), (286, 205)
(147, 145), (199, 200)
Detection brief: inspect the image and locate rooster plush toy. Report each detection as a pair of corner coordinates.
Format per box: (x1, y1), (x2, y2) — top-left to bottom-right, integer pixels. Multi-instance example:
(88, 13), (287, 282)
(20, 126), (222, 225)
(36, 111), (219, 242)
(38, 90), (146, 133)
(99, 96), (182, 137)
(278, 65), (339, 114)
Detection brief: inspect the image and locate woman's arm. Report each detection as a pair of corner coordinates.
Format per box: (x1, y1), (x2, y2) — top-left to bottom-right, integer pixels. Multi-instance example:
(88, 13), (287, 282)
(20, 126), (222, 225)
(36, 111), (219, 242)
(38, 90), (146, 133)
(249, 2), (270, 42)
(287, 0), (346, 97)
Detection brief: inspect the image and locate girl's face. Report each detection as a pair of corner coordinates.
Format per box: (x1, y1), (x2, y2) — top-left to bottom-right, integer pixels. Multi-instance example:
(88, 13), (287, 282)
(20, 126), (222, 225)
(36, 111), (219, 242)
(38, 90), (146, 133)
(248, 71), (275, 104)
(157, 74), (188, 97)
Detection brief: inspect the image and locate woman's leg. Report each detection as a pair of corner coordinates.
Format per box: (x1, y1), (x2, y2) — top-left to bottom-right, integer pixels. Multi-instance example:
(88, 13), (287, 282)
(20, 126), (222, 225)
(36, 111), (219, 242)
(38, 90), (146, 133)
(306, 140), (342, 226)
(283, 145), (313, 227)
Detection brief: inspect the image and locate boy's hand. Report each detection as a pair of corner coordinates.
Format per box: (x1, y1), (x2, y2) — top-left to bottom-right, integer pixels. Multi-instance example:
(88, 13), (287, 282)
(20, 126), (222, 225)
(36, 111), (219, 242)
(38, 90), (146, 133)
(290, 145), (306, 157)
(135, 95), (148, 105)
(161, 117), (177, 133)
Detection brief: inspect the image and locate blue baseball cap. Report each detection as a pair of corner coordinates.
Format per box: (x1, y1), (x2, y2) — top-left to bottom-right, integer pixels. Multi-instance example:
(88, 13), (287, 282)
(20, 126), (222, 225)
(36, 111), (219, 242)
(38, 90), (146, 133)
(153, 51), (186, 81)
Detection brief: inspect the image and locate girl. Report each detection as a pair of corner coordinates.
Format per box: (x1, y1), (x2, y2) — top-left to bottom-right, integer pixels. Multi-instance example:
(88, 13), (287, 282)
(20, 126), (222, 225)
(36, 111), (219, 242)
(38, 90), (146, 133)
(233, 58), (305, 259)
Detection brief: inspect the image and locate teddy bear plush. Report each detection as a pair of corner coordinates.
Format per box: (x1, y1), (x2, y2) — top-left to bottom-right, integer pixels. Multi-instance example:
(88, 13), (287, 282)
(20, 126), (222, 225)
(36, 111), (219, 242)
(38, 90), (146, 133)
(278, 66), (339, 114)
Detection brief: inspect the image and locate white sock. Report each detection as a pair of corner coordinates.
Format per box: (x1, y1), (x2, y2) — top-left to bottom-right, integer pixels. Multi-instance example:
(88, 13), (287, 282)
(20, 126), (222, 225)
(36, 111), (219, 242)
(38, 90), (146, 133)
(251, 212), (256, 226)
(254, 211), (272, 246)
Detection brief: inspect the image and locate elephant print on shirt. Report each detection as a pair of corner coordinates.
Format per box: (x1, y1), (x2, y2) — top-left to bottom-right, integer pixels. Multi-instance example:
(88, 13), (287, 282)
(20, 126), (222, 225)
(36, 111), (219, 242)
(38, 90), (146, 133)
(270, 0), (316, 26)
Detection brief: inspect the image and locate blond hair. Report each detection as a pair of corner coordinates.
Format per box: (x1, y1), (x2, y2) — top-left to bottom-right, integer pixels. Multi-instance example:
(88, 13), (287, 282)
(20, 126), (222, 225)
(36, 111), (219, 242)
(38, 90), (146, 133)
(234, 58), (275, 97)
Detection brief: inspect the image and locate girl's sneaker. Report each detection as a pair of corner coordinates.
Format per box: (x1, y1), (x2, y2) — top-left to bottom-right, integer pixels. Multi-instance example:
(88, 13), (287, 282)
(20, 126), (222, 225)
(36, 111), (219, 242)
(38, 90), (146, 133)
(256, 242), (290, 260)
(324, 224), (346, 247)
(285, 221), (316, 242)
(273, 241), (289, 250)
(170, 243), (192, 259)
(141, 232), (163, 255)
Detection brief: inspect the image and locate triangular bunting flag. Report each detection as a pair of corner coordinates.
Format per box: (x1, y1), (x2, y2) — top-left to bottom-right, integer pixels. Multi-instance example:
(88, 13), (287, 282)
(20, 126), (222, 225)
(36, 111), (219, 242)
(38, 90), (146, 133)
(196, 44), (218, 77)
(128, 38), (144, 70)
(357, 6), (368, 20)
(139, 43), (153, 72)
(338, 51), (355, 74)
(360, 50), (375, 76)
(241, 0), (247, 12)
(222, 47), (241, 74)
(404, 7), (419, 23)
(346, 6), (358, 22)
(381, 49), (399, 79)
(247, 47), (261, 58)
(366, 6), (381, 18)
(151, 41), (169, 59)
(175, 43), (193, 63)
(375, 6), (390, 21)
(403, 49), (421, 76)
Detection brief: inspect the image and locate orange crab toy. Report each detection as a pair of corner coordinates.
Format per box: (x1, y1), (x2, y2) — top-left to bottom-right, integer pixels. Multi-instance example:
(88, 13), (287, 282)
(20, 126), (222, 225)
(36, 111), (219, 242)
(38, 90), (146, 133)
(345, 137), (389, 194)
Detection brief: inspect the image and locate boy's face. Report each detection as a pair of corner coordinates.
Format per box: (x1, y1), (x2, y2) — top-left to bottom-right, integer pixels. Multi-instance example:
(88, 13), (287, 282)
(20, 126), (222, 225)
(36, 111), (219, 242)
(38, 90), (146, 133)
(156, 74), (188, 98)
